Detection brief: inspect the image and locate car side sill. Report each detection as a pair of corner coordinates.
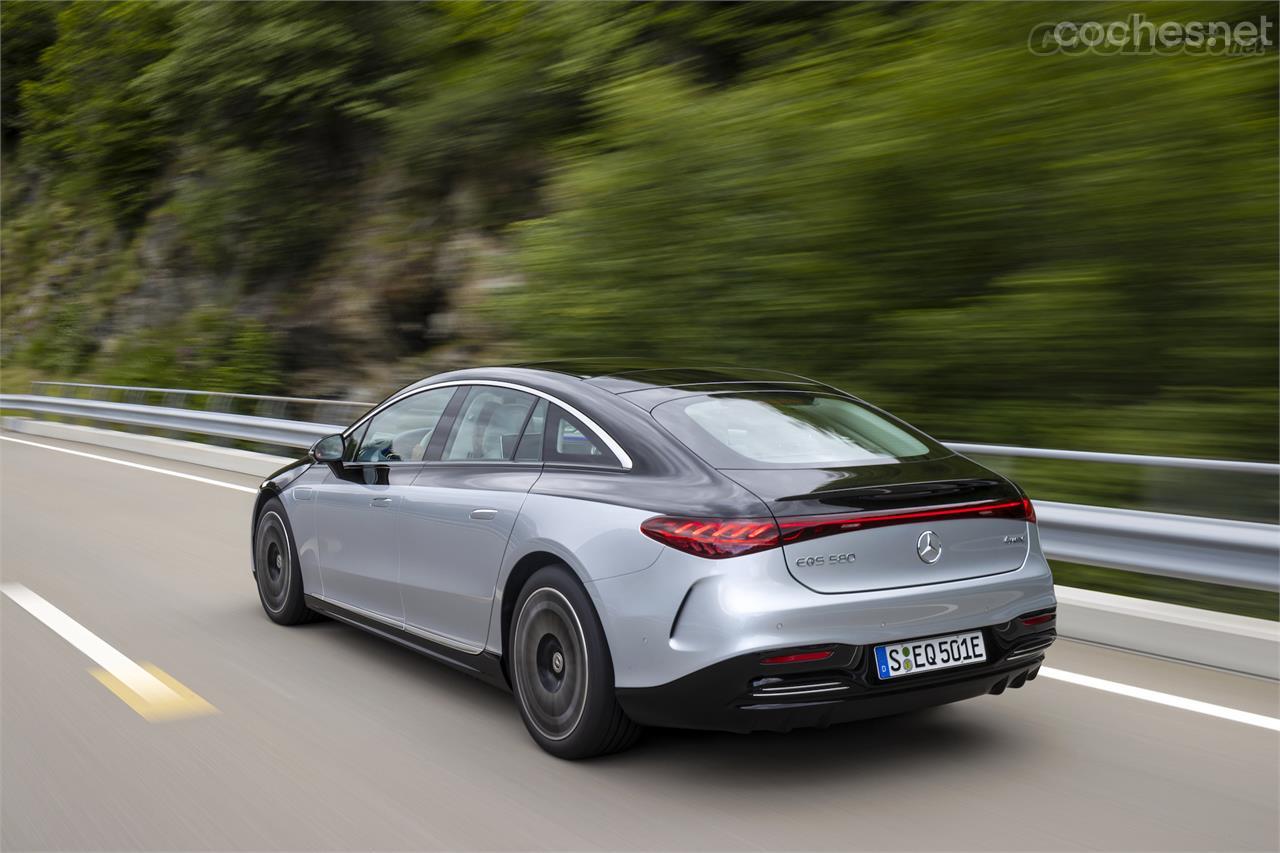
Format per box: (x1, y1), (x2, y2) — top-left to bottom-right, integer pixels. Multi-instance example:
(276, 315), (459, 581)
(304, 594), (509, 691)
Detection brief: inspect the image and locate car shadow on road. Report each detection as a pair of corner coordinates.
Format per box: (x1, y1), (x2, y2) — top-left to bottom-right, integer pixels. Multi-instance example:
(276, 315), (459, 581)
(301, 615), (1032, 790)
(621, 704), (1021, 786)
(297, 617), (515, 703)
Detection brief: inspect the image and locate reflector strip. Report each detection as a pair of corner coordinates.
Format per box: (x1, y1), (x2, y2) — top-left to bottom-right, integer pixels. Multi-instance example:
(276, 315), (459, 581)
(760, 650), (835, 665)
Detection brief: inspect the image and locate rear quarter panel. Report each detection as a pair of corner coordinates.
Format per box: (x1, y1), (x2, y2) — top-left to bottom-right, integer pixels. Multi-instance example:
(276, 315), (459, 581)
(483, 489), (665, 654)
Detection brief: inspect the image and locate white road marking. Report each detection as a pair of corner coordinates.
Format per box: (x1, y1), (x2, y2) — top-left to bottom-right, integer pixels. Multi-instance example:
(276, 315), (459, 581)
(1040, 666), (1280, 731)
(0, 435), (256, 493)
(2, 582), (177, 703)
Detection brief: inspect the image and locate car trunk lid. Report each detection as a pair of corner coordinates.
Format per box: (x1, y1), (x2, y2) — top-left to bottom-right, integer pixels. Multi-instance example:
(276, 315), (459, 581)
(724, 457), (1031, 593)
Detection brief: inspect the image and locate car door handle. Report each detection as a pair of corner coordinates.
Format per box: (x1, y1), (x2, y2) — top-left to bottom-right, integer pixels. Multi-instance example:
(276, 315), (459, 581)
(371, 497), (395, 508)
(470, 508), (498, 520)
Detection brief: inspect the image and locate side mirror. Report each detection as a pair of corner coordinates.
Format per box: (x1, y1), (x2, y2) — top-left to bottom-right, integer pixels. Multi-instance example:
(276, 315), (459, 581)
(310, 433), (345, 464)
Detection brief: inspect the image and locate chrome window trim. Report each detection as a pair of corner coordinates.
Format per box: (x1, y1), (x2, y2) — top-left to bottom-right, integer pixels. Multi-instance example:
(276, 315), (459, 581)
(329, 459), (628, 473)
(344, 380), (634, 470)
(540, 461), (631, 472)
(334, 459), (545, 470)
(329, 461), (429, 469)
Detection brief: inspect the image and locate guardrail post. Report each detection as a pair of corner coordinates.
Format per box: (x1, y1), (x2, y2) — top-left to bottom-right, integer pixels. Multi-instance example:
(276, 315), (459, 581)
(204, 393), (234, 447)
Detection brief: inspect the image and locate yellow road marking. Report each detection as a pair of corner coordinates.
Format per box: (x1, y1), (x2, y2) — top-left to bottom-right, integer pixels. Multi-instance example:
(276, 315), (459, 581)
(92, 663), (217, 722)
(2, 583), (217, 722)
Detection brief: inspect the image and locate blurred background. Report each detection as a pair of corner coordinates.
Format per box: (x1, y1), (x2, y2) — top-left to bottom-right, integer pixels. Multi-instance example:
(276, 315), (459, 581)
(2, 2), (1275, 612)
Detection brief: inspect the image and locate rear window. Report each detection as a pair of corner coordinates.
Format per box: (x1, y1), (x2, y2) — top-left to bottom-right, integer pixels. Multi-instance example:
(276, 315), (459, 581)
(652, 392), (949, 469)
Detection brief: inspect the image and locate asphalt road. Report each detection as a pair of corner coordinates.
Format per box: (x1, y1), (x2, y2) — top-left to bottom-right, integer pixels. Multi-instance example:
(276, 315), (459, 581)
(2, 431), (1277, 852)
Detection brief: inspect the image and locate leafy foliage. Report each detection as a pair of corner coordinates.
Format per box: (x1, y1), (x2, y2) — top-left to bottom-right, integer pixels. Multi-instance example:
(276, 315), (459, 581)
(0, 0), (63, 149)
(2, 1), (1276, 469)
(509, 6), (1278, 462)
(136, 1), (424, 278)
(98, 308), (282, 395)
(18, 2), (175, 225)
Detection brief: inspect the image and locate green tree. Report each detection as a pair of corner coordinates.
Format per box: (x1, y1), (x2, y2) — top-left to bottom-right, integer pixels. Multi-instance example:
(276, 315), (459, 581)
(139, 1), (419, 278)
(19, 1), (174, 225)
(507, 4), (1278, 459)
(0, 0), (64, 149)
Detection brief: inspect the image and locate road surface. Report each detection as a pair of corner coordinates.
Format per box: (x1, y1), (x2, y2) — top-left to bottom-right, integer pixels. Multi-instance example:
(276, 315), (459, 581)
(2, 431), (1277, 851)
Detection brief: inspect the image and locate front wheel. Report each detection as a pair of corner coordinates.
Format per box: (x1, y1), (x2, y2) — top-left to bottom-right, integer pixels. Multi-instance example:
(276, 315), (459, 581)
(253, 498), (321, 625)
(509, 565), (641, 759)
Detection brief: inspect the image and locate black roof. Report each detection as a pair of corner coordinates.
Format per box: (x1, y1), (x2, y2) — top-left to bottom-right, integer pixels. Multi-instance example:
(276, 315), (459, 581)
(518, 360), (822, 390)
(507, 361), (847, 410)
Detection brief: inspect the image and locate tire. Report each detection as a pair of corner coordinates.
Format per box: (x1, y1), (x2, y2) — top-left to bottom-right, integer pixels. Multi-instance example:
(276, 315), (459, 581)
(509, 564), (642, 759)
(253, 498), (322, 625)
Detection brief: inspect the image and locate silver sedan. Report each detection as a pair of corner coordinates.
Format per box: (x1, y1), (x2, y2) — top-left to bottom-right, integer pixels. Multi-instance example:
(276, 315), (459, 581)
(251, 363), (1055, 759)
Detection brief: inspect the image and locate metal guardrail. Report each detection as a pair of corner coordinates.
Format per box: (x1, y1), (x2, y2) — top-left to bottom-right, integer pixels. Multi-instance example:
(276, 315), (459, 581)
(30, 380), (375, 408)
(2, 385), (1277, 592)
(27, 381), (372, 427)
(946, 441), (1278, 476)
(0, 394), (338, 448)
(1035, 501), (1277, 591)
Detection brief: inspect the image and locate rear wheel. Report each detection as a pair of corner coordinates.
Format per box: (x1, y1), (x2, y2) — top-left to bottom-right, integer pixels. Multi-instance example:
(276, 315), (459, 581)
(509, 565), (641, 759)
(254, 498), (321, 625)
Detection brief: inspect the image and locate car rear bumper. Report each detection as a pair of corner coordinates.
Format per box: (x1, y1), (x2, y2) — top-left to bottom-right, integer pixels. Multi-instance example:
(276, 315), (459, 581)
(615, 623), (1055, 733)
(588, 533), (1057, 689)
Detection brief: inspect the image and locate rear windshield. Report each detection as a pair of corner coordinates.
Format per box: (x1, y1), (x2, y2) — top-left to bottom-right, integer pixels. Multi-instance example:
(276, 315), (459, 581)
(652, 392), (950, 469)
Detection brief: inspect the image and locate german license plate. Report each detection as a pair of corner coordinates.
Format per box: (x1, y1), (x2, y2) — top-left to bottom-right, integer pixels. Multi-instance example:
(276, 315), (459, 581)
(873, 631), (986, 680)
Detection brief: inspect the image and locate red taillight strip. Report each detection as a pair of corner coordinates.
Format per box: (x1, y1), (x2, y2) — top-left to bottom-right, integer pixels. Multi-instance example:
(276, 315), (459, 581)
(761, 650), (834, 665)
(1021, 496), (1037, 524)
(777, 499), (1032, 545)
(1020, 612), (1055, 627)
(642, 498), (1034, 558)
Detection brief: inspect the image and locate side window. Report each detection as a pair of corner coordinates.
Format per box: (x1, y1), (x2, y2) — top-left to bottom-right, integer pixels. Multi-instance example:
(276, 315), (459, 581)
(543, 405), (620, 467)
(514, 399), (547, 462)
(353, 388), (457, 463)
(442, 386), (538, 461)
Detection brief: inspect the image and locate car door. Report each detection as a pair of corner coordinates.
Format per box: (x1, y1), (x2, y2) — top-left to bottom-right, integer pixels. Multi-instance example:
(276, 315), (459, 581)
(398, 387), (544, 649)
(313, 386), (461, 622)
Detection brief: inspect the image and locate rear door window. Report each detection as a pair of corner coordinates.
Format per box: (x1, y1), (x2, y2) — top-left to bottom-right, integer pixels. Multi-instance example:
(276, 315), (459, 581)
(441, 386), (538, 461)
(652, 392), (949, 469)
(543, 405), (620, 467)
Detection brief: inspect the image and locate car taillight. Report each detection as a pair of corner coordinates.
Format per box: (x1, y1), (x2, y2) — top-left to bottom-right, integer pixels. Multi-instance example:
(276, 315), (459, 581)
(641, 499), (1036, 558)
(1021, 496), (1037, 524)
(776, 498), (1034, 546)
(640, 516), (780, 559)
